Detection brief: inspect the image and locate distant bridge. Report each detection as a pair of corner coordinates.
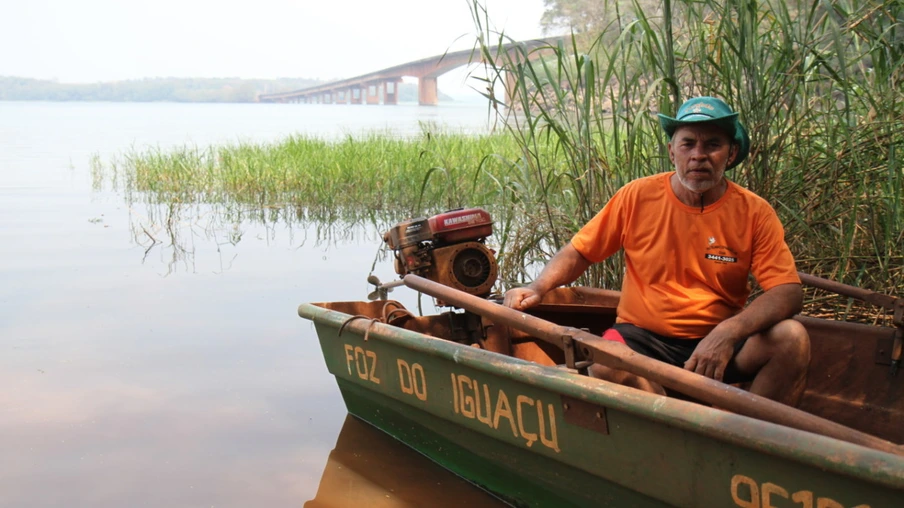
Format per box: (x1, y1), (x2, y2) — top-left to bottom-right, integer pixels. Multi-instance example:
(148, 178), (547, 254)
(257, 38), (562, 106)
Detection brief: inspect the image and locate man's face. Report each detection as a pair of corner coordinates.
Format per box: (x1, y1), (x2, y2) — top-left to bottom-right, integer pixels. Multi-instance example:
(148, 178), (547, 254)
(668, 123), (738, 194)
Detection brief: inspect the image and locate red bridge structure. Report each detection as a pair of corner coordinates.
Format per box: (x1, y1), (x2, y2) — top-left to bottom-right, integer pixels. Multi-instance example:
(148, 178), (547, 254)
(257, 38), (562, 106)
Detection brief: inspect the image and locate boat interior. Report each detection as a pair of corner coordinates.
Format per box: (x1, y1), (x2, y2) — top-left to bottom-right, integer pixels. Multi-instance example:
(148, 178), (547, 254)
(316, 281), (904, 448)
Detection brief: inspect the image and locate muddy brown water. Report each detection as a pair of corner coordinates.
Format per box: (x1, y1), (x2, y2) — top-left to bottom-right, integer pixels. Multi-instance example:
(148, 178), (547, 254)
(0, 101), (504, 507)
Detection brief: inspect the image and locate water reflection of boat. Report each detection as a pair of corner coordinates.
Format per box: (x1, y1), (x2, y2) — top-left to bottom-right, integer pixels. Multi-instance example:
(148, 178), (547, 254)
(299, 275), (904, 507)
(304, 414), (503, 507)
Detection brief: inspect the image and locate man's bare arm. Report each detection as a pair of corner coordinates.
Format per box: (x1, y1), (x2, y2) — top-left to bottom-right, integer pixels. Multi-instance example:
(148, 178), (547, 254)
(720, 282), (803, 340)
(685, 283), (804, 380)
(503, 243), (592, 310)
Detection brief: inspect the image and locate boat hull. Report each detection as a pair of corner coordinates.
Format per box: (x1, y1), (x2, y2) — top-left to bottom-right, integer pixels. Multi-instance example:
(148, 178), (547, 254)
(299, 301), (904, 507)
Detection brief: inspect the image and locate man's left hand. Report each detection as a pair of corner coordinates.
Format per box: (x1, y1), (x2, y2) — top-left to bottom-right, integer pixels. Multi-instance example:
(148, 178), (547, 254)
(684, 325), (739, 381)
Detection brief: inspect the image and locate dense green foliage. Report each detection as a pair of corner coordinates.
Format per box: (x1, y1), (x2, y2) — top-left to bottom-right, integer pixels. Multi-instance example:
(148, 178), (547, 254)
(540, 0), (665, 35)
(470, 0), (902, 314)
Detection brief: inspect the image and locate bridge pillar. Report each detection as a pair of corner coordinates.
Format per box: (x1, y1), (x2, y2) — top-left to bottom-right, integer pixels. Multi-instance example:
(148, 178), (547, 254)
(348, 87), (361, 104)
(418, 77), (438, 106)
(365, 83), (380, 105)
(383, 79), (401, 105)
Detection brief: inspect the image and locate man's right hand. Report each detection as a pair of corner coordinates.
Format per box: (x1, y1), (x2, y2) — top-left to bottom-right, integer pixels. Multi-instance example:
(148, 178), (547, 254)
(503, 286), (543, 310)
(502, 243), (593, 311)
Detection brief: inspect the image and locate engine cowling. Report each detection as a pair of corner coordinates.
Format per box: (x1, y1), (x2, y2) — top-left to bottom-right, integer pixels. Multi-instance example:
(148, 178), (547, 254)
(383, 208), (497, 297)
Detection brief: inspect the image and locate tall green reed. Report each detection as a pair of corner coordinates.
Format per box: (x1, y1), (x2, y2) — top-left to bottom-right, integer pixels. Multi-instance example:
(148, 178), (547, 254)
(470, 0), (902, 301)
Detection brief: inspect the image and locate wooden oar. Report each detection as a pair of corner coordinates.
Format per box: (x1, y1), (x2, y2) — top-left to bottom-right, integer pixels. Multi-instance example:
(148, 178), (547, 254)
(798, 271), (902, 315)
(798, 271), (903, 374)
(403, 274), (904, 457)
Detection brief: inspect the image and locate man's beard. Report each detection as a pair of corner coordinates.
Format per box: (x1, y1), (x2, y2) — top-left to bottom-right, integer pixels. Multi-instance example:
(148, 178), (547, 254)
(676, 170), (720, 194)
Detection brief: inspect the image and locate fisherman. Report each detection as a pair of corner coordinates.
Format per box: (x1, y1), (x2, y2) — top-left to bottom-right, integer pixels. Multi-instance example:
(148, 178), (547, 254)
(503, 97), (810, 406)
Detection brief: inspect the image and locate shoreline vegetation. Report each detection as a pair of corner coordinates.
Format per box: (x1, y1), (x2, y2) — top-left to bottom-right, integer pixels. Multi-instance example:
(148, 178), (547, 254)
(93, 0), (902, 324)
(0, 76), (453, 103)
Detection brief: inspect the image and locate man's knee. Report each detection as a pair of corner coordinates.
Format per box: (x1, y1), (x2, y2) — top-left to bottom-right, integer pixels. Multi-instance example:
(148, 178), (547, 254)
(768, 319), (810, 365)
(742, 319), (810, 406)
(735, 319), (810, 379)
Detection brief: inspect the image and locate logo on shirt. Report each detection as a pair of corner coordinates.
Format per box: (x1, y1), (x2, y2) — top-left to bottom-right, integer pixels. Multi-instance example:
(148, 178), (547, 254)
(704, 238), (738, 264)
(706, 253), (737, 263)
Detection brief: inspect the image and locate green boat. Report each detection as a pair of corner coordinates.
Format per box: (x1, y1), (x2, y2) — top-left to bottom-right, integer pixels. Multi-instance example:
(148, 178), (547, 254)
(298, 209), (904, 507)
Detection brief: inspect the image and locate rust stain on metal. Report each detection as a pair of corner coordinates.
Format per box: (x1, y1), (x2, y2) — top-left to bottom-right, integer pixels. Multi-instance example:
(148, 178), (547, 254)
(561, 395), (609, 435)
(876, 337), (894, 365)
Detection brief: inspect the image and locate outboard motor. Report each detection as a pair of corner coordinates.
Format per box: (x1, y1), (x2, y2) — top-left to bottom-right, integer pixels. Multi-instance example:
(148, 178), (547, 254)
(383, 208), (498, 297)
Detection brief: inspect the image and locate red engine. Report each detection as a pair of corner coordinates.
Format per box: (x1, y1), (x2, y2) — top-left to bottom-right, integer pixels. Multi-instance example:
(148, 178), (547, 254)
(383, 208), (497, 296)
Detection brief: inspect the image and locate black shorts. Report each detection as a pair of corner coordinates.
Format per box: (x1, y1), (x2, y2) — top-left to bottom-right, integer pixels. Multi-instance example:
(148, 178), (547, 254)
(612, 323), (753, 384)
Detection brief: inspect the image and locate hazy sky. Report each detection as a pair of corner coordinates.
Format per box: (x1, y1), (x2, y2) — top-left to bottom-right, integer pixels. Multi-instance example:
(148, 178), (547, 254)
(1, 0), (547, 84)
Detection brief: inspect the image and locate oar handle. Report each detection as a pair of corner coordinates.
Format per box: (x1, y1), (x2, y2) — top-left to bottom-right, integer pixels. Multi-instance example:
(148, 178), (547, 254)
(403, 274), (904, 456)
(798, 271), (900, 314)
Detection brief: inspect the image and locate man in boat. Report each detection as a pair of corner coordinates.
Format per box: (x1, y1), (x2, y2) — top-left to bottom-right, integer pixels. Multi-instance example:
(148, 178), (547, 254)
(503, 96), (810, 406)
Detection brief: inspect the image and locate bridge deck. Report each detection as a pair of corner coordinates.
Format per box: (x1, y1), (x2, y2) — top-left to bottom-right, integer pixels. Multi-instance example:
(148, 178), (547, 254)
(258, 37), (562, 106)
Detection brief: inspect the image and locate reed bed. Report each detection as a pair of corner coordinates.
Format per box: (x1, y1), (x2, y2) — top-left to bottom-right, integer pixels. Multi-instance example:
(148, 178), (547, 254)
(469, 0), (903, 319)
(97, 130), (528, 218)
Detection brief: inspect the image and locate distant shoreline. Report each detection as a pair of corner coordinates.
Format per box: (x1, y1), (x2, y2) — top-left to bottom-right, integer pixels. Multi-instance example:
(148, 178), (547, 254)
(0, 76), (453, 103)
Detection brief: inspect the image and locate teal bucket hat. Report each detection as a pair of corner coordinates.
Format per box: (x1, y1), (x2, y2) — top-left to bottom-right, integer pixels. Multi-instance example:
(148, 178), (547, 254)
(658, 96), (750, 169)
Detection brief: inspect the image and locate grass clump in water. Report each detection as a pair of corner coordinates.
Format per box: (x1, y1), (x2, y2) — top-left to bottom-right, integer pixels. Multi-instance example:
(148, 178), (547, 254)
(97, 130), (529, 220)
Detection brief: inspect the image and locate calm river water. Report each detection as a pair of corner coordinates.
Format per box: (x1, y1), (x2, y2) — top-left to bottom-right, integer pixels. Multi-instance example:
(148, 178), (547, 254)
(0, 101), (505, 507)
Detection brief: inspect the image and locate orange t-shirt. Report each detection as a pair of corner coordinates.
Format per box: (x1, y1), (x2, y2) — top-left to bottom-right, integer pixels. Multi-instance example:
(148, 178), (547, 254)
(571, 172), (800, 338)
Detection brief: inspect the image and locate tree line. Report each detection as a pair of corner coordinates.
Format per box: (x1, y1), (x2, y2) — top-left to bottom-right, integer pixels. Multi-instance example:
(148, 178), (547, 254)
(0, 76), (435, 103)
